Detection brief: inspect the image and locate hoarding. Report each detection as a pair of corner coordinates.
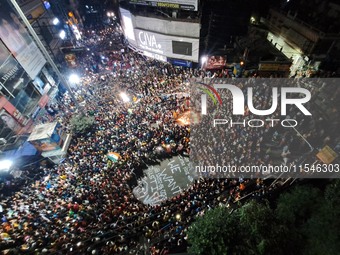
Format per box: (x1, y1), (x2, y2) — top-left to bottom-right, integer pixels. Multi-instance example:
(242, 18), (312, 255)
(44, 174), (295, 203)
(0, 109), (21, 134)
(42, 67), (56, 87)
(135, 28), (199, 62)
(130, 0), (198, 11)
(258, 62), (291, 72)
(203, 56), (227, 70)
(134, 16), (200, 37)
(0, 0), (46, 79)
(0, 41), (31, 98)
(28, 122), (64, 152)
(119, 8), (136, 46)
(0, 96), (29, 130)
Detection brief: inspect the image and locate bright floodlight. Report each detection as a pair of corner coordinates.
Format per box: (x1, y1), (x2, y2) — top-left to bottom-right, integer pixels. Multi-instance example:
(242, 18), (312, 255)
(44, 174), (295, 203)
(52, 18), (60, 25)
(120, 92), (130, 102)
(69, 74), (80, 84)
(201, 56), (208, 66)
(59, 30), (66, 39)
(0, 160), (12, 171)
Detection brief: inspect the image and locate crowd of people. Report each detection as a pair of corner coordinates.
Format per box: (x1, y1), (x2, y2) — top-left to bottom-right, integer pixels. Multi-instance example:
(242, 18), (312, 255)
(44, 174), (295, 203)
(0, 15), (339, 255)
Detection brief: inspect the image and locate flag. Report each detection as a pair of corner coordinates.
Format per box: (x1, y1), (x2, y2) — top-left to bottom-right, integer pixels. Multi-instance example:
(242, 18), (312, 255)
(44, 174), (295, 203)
(107, 152), (121, 162)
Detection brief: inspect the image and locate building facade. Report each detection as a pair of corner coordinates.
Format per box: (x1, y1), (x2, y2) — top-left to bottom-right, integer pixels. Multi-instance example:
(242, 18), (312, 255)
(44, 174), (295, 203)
(0, 0), (59, 160)
(262, 3), (340, 76)
(119, 0), (200, 67)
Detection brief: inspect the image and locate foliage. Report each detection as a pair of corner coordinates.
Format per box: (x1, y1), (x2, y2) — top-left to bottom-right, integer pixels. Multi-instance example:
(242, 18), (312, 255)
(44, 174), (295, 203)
(238, 201), (288, 255)
(275, 185), (321, 226)
(69, 114), (95, 134)
(187, 206), (242, 255)
(187, 202), (284, 255)
(303, 180), (340, 255)
(187, 181), (340, 255)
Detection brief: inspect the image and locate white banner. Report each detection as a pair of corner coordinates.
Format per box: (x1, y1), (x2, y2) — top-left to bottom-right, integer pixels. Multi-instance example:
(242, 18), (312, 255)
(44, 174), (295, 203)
(0, 1), (46, 80)
(134, 28), (199, 62)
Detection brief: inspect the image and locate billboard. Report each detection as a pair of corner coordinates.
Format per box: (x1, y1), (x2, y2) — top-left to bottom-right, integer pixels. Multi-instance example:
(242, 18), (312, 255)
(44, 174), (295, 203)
(130, 0), (198, 11)
(135, 28), (199, 62)
(258, 62), (291, 72)
(119, 8), (136, 46)
(0, 41), (31, 98)
(203, 56), (227, 70)
(0, 96), (29, 132)
(134, 16), (200, 37)
(42, 67), (56, 87)
(28, 122), (64, 152)
(65, 53), (77, 68)
(0, 109), (21, 134)
(0, 0), (46, 79)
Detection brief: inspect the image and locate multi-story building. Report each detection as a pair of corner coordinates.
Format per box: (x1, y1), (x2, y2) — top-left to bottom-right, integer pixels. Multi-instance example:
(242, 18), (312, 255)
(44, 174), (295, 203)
(0, 0), (60, 165)
(118, 0), (200, 67)
(262, 1), (340, 76)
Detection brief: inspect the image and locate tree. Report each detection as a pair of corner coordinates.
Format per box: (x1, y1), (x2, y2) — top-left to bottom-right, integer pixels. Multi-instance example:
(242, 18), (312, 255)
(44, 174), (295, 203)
(187, 206), (243, 255)
(275, 185), (322, 225)
(187, 182), (339, 255)
(238, 200), (289, 255)
(303, 180), (340, 255)
(69, 114), (95, 134)
(275, 185), (322, 253)
(187, 202), (285, 255)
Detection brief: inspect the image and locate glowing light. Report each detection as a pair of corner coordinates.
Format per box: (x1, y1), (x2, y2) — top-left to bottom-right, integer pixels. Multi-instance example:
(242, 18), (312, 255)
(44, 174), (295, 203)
(59, 30), (66, 39)
(201, 56), (208, 66)
(107, 12), (114, 17)
(52, 18), (60, 25)
(120, 92), (130, 102)
(0, 160), (12, 171)
(69, 74), (80, 84)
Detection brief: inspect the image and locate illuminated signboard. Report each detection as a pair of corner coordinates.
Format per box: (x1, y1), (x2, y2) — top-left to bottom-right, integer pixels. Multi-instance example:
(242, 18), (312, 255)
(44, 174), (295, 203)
(0, 1), (46, 79)
(143, 50), (167, 62)
(135, 29), (199, 62)
(138, 30), (164, 54)
(119, 8), (135, 42)
(129, 0), (198, 11)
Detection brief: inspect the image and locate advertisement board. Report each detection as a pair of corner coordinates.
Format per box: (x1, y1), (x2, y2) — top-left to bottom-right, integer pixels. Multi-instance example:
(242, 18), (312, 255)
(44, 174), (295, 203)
(203, 56), (227, 70)
(0, 109), (21, 134)
(0, 96), (29, 126)
(129, 0), (198, 11)
(28, 122), (64, 152)
(65, 53), (77, 68)
(0, 41), (31, 98)
(119, 8), (137, 47)
(134, 28), (199, 62)
(0, 0), (46, 79)
(42, 67), (56, 87)
(134, 16), (200, 38)
(259, 62), (291, 72)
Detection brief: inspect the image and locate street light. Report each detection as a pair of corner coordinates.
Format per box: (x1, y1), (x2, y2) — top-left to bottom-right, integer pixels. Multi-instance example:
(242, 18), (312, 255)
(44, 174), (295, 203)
(120, 92), (130, 102)
(0, 160), (12, 171)
(107, 12), (114, 17)
(69, 74), (80, 84)
(201, 55), (208, 67)
(52, 17), (60, 25)
(59, 30), (66, 39)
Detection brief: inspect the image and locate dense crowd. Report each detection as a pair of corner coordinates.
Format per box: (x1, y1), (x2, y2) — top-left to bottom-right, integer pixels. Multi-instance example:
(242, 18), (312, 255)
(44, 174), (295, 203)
(191, 78), (339, 180)
(1, 17), (339, 255)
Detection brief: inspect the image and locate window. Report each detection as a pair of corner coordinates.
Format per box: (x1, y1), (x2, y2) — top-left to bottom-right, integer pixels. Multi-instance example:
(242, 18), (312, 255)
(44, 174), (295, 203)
(172, 41), (192, 56)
